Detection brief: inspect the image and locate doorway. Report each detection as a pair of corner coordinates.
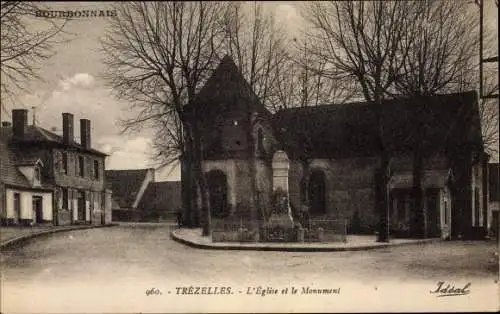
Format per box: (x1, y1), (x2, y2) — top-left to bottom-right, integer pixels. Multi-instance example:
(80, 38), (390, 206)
(76, 191), (86, 221)
(32, 196), (43, 223)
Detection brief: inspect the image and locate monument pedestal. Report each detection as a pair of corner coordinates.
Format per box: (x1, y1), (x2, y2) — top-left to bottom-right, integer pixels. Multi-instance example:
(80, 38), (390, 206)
(261, 151), (297, 242)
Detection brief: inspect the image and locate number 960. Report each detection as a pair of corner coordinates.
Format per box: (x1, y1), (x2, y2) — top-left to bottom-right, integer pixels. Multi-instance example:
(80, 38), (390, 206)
(145, 288), (161, 296)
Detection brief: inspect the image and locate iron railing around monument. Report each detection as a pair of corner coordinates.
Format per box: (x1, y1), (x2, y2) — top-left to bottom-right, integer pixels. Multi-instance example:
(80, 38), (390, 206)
(301, 218), (348, 243)
(211, 217), (260, 242)
(211, 216), (348, 243)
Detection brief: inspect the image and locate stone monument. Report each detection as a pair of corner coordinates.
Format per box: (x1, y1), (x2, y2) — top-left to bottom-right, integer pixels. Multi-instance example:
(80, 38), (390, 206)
(263, 150), (296, 241)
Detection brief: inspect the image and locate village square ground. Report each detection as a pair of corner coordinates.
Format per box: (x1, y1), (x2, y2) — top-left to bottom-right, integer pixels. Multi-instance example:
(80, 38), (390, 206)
(1, 223), (498, 312)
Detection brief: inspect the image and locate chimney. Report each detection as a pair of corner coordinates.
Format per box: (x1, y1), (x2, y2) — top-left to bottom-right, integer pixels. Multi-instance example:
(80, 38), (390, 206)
(12, 109), (28, 139)
(62, 113), (74, 145)
(80, 118), (91, 149)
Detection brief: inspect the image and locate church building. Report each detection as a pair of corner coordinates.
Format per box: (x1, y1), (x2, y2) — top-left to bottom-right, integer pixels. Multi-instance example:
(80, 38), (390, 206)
(184, 56), (490, 240)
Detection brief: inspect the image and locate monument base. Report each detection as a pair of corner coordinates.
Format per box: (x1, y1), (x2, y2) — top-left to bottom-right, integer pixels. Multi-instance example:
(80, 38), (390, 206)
(261, 213), (296, 242)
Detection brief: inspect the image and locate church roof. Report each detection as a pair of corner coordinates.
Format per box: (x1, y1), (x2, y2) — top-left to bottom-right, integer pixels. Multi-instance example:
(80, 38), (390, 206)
(187, 55), (269, 118)
(273, 91), (482, 159)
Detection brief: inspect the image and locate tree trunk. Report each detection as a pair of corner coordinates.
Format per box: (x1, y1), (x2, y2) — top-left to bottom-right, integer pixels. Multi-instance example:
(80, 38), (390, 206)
(190, 121), (211, 236)
(301, 156), (311, 225)
(376, 153), (391, 242)
(181, 155), (193, 227)
(375, 98), (390, 243)
(181, 124), (196, 227)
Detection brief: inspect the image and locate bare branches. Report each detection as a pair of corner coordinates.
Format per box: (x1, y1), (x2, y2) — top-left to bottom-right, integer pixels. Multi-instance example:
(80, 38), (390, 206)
(394, 0), (479, 96)
(100, 2), (225, 167)
(1, 1), (69, 116)
(220, 2), (290, 111)
(303, 1), (417, 104)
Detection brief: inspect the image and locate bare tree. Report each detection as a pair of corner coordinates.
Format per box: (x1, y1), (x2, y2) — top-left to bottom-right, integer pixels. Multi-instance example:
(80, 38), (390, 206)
(393, 0), (498, 238)
(394, 1), (479, 97)
(303, 1), (419, 242)
(219, 2), (286, 222)
(0, 1), (68, 120)
(101, 2), (227, 235)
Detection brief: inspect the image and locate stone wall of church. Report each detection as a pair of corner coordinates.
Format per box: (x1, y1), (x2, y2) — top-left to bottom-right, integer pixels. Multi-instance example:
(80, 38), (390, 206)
(202, 158), (258, 218)
(288, 157), (380, 232)
(288, 153), (456, 234)
(255, 159), (273, 219)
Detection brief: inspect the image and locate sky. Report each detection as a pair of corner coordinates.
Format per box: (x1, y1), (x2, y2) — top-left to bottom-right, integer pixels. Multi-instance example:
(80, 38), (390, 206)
(1, 1), (498, 181)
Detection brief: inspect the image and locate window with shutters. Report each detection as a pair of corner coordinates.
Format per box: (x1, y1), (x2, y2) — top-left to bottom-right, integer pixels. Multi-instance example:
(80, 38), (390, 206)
(95, 192), (101, 210)
(54, 151), (60, 172)
(93, 160), (99, 180)
(68, 189), (73, 210)
(62, 152), (68, 175)
(89, 191), (94, 210)
(78, 156), (84, 177)
(62, 187), (68, 209)
(34, 165), (42, 185)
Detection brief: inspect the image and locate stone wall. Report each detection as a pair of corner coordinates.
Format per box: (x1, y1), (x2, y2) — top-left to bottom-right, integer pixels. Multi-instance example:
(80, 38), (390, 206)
(50, 148), (106, 224)
(287, 153), (461, 234)
(288, 157), (379, 232)
(255, 159), (273, 219)
(52, 148), (105, 191)
(202, 159), (257, 218)
(56, 210), (72, 226)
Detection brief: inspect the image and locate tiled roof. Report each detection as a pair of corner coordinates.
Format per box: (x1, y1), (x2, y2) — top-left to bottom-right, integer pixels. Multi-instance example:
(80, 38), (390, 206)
(15, 157), (42, 166)
(187, 55), (272, 119)
(0, 128), (52, 189)
(273, 91), (482, 159)
(137, 181), (182, 213)
(105, 169), (152, 209)
(0, 125), (107, 156)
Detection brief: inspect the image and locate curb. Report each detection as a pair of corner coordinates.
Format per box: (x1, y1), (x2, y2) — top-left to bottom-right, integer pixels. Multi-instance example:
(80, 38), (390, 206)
(0, 224), (118, 250)
(170, 230), (441, 252)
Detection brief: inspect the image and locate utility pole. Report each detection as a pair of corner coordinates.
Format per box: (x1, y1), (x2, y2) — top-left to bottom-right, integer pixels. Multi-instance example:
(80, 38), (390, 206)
(478, 0), (499, 99)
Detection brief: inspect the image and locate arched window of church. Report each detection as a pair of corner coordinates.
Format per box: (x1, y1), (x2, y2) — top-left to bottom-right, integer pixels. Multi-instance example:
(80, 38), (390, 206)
(257, 128), (264, 153)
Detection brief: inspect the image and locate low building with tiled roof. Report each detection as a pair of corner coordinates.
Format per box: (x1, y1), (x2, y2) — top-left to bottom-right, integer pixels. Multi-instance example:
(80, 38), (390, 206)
(105, 168), (155, 221)
(1, 109), (112, 226)
(137, 181), (181, 222)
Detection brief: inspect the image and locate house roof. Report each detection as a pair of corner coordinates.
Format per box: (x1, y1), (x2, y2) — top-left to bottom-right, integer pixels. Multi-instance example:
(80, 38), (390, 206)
(105, 169), (153, 209)
(0, 124), (107, 156)
(490, 163), (500, 202)
(15, 157), (43, 167)
(137, 181), (182, 213)
(0, 128), (53, 189)
(272, 91), (482, 159)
